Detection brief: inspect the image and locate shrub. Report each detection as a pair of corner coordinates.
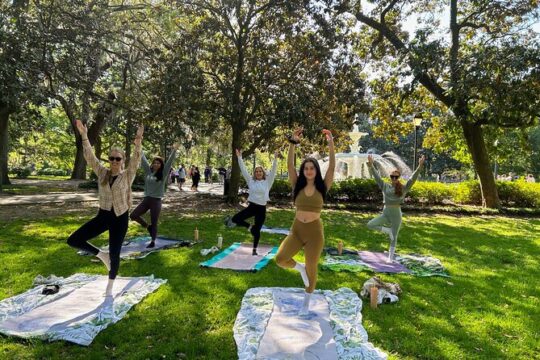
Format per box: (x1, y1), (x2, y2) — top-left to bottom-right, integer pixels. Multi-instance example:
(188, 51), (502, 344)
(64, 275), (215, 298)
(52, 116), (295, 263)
(408, 181), (454, 205)
(269, 178), (540, 209)
(10, 167), (32, 179)
(270, 179), (291, 197)
(332, 178), (381, 202)
(497, 180), (540, 208)
(453, 180), (482, 205)
(37, 168), (68, 176)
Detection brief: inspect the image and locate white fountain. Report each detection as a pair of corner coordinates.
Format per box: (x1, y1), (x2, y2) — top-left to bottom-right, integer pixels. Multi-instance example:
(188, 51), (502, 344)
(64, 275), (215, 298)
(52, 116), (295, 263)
(318, 125), (412, 180)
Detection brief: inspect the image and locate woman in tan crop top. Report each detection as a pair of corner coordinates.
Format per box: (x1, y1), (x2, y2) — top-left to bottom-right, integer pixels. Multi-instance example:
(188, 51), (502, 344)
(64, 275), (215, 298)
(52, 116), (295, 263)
(274, 127), (335, 315)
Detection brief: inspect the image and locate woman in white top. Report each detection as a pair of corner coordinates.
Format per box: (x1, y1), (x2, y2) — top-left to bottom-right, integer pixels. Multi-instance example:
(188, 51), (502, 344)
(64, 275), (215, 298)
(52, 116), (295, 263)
(225, 149), (278, 255)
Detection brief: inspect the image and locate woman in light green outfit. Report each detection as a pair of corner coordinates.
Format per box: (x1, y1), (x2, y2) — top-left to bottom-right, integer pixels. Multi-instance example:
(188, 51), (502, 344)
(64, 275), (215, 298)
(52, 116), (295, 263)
(367, 154), (425, 262)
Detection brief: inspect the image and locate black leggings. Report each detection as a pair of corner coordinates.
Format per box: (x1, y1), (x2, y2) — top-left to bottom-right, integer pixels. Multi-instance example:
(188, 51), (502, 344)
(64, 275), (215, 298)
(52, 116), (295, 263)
(67, 209), (129, 279)
(231, 202), (266, 249)
(130, 197), (162, 240)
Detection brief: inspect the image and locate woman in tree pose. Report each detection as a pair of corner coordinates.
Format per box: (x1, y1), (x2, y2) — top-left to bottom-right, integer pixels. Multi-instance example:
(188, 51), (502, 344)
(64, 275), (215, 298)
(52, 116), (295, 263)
(367, 153), (425, 262)
(68, 120), (143, 296)
(130, 143), (179, 248)
(274, 127), (335, 315)
(224, 149), (278, 255)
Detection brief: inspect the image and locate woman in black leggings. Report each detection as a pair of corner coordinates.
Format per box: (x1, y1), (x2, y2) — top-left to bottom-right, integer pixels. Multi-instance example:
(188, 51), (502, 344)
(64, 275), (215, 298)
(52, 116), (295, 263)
(225, 149), (278, 255)
(67, 120), (143, 296)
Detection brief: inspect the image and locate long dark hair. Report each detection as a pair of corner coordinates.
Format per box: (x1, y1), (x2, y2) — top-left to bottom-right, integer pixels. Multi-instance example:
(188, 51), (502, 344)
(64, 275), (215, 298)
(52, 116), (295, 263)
(392, 170), (403, 197)
(293, 157), (327, 201)
(152, 157), (165, 182)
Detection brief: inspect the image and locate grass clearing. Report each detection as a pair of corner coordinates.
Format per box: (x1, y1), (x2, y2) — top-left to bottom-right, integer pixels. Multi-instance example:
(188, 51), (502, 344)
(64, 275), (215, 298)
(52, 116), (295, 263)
(0, 209), (538, 359)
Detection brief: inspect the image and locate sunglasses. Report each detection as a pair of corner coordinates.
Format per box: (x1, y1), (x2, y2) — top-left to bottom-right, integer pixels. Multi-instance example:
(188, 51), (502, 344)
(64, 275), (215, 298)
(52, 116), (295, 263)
(390, 175), (400, 180)
(109, 156), (123, 162)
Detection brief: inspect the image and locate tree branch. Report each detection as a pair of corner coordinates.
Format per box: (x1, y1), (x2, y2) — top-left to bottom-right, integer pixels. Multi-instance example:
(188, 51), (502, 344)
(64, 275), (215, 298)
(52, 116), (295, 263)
(354, 11), (453, 107)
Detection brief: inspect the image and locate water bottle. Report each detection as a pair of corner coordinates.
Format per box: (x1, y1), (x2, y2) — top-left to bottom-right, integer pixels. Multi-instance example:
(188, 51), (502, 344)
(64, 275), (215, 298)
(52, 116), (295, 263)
(217, 234), (223, 248)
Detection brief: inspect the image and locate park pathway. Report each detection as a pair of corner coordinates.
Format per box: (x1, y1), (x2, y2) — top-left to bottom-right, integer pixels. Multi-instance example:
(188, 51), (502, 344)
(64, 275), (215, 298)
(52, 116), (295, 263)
(0, 180), (226, 206)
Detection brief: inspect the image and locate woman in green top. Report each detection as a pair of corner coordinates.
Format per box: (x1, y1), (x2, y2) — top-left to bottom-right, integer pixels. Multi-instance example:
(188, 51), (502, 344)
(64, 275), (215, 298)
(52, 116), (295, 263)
(130, 143), (179, 248)
(367, 154), (425, 262)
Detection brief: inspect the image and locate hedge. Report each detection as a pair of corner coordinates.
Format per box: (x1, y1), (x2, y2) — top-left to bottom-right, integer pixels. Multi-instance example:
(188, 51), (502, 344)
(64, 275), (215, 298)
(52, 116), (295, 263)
(269, 179), (540, 208)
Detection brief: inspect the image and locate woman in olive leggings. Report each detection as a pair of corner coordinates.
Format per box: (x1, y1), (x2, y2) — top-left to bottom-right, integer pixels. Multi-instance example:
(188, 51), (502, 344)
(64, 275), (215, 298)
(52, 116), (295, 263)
(275, 127), (335, 315)
(367, 154), (425, 262)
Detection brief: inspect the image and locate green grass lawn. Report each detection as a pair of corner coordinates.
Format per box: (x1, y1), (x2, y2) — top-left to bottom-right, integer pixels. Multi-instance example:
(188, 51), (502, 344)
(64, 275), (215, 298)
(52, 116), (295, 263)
(0, 209), (539, 359)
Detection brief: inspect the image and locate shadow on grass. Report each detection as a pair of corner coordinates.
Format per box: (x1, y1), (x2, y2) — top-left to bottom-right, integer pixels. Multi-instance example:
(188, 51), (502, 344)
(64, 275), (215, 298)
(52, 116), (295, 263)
(0, 211), (538, 359)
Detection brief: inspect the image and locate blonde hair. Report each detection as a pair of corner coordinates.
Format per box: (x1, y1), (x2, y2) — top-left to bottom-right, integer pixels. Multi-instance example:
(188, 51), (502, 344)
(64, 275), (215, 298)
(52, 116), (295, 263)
(253, 166), (266, 180)
(100, 146), (125, 186)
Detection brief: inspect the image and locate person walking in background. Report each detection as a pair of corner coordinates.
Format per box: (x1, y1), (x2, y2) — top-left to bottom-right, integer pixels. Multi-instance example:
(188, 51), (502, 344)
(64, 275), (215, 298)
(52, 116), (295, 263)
(191, 166), (201, 191)
(204, 166), (211, 183)
(178, 164), (187, 191)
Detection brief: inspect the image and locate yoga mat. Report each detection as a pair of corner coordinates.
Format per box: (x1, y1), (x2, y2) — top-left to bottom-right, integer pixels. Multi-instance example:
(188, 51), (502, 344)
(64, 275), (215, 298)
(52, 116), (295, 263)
(200, 243), (277, 272)
(260, 225), (290, 236)
(257, 290), (338, 359)
(0, 273), (166, 345)
(396, 253), (450, 277)
(358, 251), (411, 273)
(78, 236), (193, 260)
(321, 253), (372, 273)
(323, 249), (450, 277)
(234, 287), (387, 360)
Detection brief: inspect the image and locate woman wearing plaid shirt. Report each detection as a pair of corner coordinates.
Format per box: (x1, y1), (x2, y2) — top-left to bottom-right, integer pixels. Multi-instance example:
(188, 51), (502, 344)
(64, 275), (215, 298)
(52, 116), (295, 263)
(67, 120), (144, 296)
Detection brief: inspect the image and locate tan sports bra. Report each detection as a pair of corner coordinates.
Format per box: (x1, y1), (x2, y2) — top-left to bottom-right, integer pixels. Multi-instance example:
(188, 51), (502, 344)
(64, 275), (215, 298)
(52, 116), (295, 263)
(294, 188), (324, 213)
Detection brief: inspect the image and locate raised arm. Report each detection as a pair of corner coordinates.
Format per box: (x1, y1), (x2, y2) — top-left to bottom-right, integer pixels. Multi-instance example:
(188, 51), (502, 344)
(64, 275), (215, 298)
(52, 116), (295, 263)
(266, 152), (279, 188)
(287, 127), (302, 186)
(322, 129), (335, 189)
(236, 149), (251, 183)
(163, 143), (179, 175)
(367, 154), (384, 189)
(75, 120), (107, 177)
(404, 155), (425, 192)
(140, 152), (151, 174)
(127, 124), (144, 178)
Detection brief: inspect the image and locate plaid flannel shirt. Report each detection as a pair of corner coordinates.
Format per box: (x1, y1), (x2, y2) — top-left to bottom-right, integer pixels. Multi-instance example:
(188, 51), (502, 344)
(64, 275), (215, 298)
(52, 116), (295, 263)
(82, 138), (142, 216)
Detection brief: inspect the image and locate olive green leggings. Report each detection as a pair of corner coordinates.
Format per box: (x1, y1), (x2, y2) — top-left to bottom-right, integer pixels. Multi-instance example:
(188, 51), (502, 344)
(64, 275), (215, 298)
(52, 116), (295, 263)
(367, 206), (402, 250)
(275, 218), (324, 293)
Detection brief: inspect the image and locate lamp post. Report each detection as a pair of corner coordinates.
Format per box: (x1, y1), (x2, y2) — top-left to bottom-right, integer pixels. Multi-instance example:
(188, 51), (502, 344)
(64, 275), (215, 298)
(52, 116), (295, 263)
(493, 139), (499, 178)
(413, 115), (422, 170)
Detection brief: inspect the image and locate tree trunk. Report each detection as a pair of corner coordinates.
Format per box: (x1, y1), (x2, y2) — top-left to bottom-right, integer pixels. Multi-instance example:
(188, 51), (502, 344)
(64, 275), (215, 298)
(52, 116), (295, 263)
(71, 137), (87, 180)
(226, 126), (243, 203)
(0, 107), (11, 185)
(70, 96), (112, 180)
(461, 120), (500, 208)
